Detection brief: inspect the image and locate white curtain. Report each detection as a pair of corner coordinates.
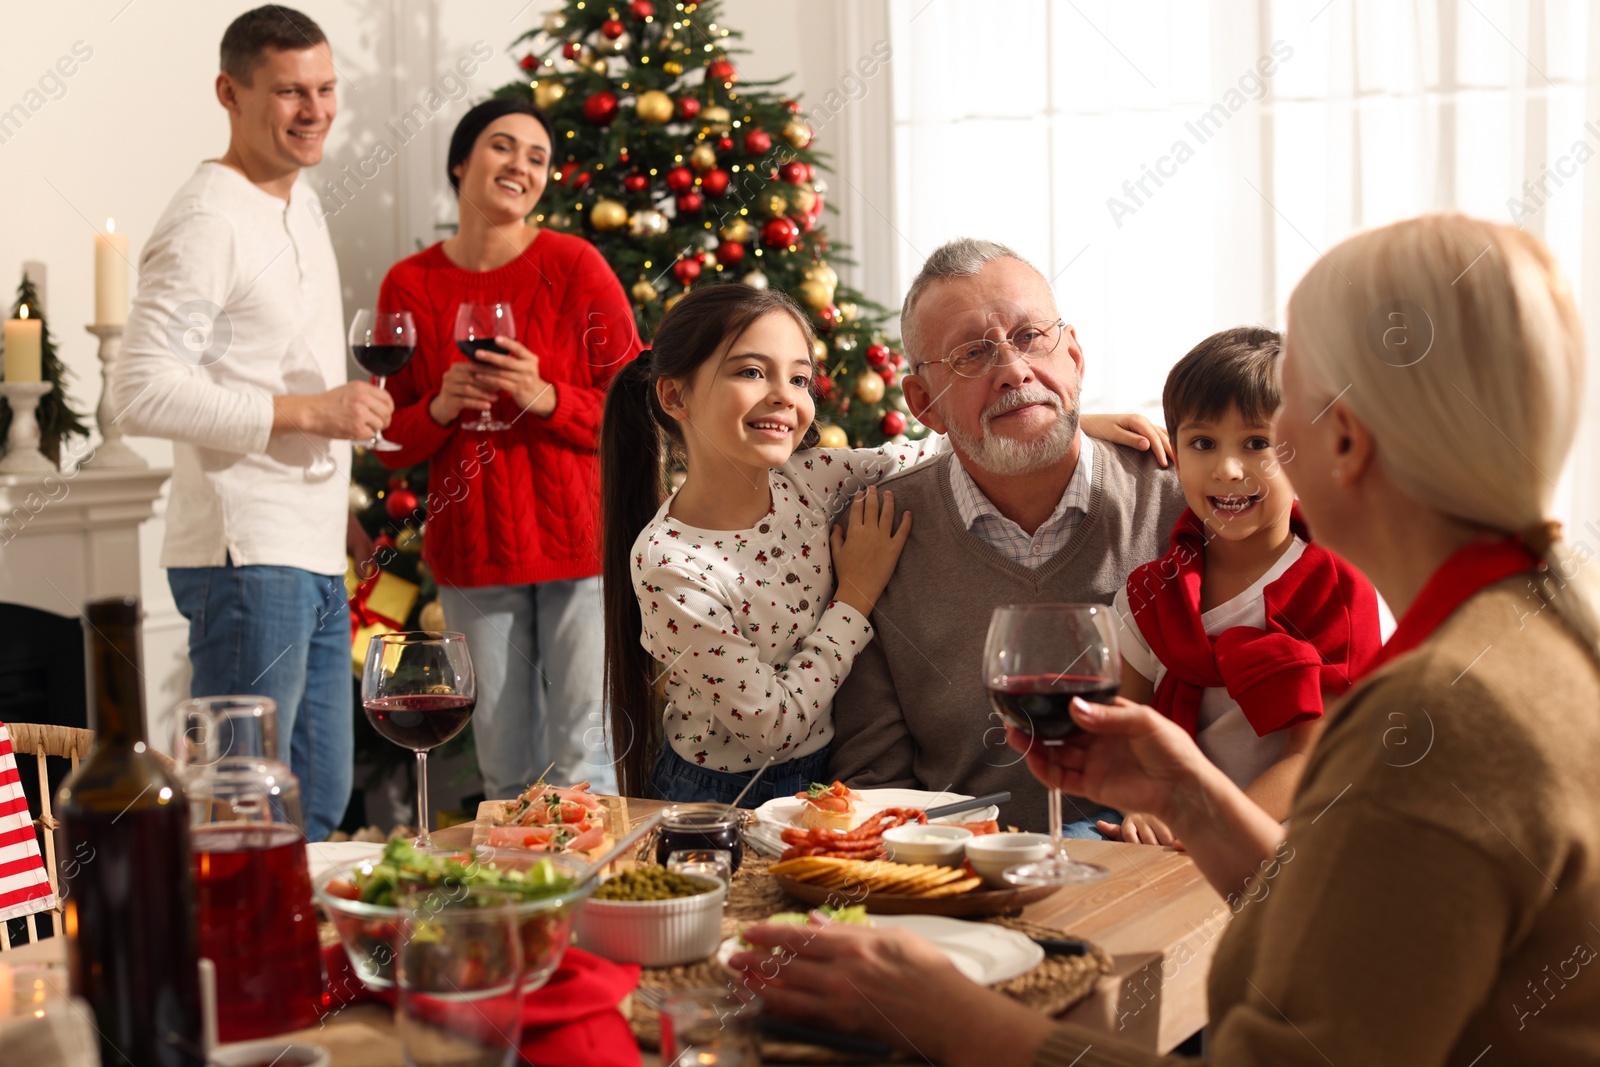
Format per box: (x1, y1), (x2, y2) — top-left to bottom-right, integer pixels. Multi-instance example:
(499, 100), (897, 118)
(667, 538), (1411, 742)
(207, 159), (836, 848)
(887, 0), (1600, 533)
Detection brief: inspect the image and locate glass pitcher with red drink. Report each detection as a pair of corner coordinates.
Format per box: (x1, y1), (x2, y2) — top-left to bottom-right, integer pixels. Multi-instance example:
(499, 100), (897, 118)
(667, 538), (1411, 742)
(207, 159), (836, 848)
(174, 696), (324, 1042)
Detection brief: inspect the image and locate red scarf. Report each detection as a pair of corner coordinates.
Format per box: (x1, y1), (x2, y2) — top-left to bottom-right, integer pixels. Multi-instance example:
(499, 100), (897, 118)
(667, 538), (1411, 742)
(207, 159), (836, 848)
(1128, 507), (1382, 738)
(1361, 538), (1540, 678)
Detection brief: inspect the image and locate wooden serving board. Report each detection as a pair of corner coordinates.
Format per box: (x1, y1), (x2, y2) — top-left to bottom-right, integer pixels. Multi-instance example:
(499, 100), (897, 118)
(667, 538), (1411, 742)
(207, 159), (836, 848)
(775, 874), (1059, 917)
(470, 793), (630, 849)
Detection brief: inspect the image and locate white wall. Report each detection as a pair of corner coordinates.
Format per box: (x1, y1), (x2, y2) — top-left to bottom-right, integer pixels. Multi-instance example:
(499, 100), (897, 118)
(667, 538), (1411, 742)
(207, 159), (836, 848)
(0, 0), (896, 718)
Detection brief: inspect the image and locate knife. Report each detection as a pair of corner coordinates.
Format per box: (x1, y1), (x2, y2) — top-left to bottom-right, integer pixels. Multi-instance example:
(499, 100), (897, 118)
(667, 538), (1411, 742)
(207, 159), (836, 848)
(922, 792), (1010, 821)
(760, 1016), (894, 1056)
(1031, 936), (1090, 956)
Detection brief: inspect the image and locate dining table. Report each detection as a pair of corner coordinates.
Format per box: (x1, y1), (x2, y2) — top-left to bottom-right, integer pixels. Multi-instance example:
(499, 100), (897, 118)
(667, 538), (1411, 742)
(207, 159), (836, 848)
(11, 797), (1228, 1064)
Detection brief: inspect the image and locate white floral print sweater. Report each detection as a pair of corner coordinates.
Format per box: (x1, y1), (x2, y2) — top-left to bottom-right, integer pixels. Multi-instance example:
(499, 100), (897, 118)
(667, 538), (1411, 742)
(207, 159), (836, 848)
(631, 438), (944, 772)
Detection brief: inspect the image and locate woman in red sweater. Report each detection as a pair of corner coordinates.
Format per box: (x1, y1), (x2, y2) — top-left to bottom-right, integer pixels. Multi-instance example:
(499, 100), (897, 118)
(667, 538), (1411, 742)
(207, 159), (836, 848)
(376, 98), (641, 798)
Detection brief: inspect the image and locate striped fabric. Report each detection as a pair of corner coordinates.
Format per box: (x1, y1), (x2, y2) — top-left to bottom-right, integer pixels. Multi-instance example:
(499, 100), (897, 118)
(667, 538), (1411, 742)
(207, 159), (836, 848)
(948, 434), (1096, 568)
(0, 722), (56, 923)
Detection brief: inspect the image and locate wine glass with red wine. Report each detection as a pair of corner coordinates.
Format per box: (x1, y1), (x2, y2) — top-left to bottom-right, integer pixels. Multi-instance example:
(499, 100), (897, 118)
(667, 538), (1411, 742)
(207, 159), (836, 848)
(984, 603), (1116, 887)
(349, 309), (416, 452)
(362, 631), (476, 848)
(453, 302), (515, 433)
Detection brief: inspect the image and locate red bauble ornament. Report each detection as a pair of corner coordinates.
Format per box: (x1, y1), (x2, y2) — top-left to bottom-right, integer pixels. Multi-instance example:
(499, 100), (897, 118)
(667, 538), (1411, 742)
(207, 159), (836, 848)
(716, 240), (745, 266)
(673, 258), (702, 284)
(865, 344), (891, 368)
(562, 41), (583, 59)
(701, 168), (730, 196)
(706, 59), (737, 86)
(561, 166), (591, 190)
(761, 217), (799, 247)
(881, 411), (907, 437)
(583, 91), (620, 125)
(779, 161), (810, 184)
(695, 250), (713, 267)
(742, 129), (771, 155)
(784, 99), (803, 113)
(675, 96), (701, 120)
(809, 194), (825, 217)
(716, 136), (734, 153)
(890, 349), (906, 369)
(793, 212), (815, 234)
(878, 367), (897, 385)
(676, 191), (704, 214)
(665, 165), (694, 192)
(601, 18), (626, 38)
(629, 0), (655, 18)
(385, 488), (420, 520)
(519, 54), (539, 71)
(814, 373), (835, 400)
(817, 305), (840, 331)
(623, 172), (649, 193)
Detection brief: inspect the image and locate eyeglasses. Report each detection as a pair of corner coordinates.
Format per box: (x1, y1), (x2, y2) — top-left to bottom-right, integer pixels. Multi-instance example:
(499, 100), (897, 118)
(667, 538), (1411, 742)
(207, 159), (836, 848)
(917, 319), (1067, 378)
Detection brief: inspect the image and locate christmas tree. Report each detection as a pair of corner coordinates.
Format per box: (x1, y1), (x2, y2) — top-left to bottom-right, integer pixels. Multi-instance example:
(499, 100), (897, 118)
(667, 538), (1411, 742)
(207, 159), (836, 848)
(0, 273), (91, 466)
(499, 0), (922, 448)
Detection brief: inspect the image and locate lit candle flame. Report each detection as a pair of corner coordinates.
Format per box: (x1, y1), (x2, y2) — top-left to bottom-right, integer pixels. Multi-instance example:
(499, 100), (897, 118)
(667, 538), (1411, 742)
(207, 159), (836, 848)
(19, 304), (29, 320)
(107, 217), (116, 234)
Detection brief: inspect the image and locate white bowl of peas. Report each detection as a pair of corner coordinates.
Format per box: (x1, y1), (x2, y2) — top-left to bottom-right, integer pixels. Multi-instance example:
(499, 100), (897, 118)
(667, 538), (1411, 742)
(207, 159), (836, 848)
(574, 866), (728, 966)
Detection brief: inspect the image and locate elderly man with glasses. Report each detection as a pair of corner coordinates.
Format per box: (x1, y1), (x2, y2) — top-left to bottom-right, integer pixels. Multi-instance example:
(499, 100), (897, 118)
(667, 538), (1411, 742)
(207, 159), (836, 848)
(827, 238), (1185, 835)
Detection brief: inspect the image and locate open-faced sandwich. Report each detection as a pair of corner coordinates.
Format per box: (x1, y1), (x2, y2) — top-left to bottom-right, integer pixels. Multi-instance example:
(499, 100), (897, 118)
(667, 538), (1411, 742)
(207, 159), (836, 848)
(796, 780), (863, 832)
(486, 779), (613, 857)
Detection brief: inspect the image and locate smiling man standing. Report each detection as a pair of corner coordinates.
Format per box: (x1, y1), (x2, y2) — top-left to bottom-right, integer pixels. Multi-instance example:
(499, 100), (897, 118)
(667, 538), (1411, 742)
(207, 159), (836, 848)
(116, 7), (392, 840)
(827, 239), (1185, 835)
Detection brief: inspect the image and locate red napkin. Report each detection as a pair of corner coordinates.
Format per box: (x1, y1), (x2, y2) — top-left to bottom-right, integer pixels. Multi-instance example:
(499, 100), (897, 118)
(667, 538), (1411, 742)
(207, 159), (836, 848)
(320, 943), (642, 1067)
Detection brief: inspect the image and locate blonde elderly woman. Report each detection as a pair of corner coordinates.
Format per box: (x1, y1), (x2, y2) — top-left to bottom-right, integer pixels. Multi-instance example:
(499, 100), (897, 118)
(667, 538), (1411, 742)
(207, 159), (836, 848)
(732, 214), (1600, 1066)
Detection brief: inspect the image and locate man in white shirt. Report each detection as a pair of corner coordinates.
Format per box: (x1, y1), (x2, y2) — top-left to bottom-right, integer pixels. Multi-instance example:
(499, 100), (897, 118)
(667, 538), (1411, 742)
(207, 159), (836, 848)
(116, 7), (391, 840)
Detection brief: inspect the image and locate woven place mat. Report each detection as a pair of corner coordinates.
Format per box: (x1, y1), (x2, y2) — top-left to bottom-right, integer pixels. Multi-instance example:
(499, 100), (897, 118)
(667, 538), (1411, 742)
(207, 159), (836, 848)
(628, 852), (1112, 1063)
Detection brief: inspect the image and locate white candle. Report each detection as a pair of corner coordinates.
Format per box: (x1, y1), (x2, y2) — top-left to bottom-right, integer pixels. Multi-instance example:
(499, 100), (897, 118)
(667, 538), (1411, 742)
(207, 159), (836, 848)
(94, 218), (129, 326)
(4, 305), (42, 382)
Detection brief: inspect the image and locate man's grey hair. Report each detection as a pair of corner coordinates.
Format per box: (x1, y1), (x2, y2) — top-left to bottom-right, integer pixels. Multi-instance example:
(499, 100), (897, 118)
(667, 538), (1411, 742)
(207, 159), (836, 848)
(899, 238), (1042, 367)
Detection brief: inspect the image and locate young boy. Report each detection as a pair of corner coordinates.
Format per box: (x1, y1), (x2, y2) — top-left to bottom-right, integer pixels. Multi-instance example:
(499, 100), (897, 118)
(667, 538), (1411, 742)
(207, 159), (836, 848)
(1108, 327), (1381, 845)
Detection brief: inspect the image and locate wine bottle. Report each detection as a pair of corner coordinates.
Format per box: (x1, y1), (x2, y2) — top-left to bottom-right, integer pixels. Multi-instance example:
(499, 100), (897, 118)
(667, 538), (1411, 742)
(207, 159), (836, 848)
(58, 598), (204, 1067)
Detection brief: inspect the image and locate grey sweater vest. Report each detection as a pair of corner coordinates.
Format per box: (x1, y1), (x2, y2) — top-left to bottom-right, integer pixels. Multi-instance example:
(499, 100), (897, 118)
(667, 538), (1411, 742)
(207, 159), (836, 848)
(827, 445), (1185, 832)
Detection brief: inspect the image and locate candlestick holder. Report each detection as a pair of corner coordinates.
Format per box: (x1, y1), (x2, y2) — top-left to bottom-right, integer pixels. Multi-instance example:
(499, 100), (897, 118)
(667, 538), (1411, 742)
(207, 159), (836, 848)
(85, 323), (148, 470)
(0, 381), (57, 474)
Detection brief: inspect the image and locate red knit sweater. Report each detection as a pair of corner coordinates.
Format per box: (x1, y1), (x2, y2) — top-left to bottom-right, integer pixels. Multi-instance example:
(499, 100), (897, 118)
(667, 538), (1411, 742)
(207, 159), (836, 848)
(376, 232), (642, 588)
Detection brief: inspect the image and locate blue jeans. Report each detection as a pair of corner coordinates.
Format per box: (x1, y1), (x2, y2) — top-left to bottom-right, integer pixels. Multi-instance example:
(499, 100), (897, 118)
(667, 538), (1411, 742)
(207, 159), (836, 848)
(651, 744), (832, 808)
(436, 578), (613, 799)
(168, 563), (353, 841)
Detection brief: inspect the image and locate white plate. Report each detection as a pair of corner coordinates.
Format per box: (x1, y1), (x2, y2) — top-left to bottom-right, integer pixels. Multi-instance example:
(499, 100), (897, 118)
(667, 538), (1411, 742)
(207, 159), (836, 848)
(305, 841), (385, 884)
(715, 914), (1042, 986)
(746, 788), (1000, 857)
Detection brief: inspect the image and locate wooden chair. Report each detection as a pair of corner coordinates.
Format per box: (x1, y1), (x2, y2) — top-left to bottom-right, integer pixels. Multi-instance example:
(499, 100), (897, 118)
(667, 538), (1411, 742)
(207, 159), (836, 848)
(3, 722), (94, 951)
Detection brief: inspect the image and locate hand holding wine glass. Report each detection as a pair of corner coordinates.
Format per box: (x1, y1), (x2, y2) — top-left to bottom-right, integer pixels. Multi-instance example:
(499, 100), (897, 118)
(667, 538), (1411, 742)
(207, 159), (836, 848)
(349, 309), (416, 452)
(453, 302), (516, 432)
(362, 631), (476, 848)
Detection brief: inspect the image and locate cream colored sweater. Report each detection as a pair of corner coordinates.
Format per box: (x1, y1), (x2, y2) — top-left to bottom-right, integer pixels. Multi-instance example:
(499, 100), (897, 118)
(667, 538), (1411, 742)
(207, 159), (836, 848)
(1036, 576), (1600, 1066)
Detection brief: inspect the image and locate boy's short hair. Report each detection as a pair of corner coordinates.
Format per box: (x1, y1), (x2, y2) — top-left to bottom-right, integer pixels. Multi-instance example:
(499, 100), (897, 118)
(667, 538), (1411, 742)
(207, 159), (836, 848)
(221, 6), (327, 85)
(1162, 326), (1284, 442)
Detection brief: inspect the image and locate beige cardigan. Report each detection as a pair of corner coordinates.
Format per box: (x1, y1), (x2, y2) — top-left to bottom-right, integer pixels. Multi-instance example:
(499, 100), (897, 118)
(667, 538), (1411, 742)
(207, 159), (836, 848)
(1036, 577), (1600, 1066)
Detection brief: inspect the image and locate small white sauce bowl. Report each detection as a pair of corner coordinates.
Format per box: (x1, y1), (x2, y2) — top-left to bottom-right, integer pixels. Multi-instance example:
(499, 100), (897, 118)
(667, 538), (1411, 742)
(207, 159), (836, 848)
(965, 832), (1054, 888)
(882, 823), (973, 866)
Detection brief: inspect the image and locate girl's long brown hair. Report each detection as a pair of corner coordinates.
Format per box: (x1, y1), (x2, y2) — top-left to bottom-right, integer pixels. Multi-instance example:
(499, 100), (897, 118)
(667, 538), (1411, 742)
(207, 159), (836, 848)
(601, 285), (819, 796)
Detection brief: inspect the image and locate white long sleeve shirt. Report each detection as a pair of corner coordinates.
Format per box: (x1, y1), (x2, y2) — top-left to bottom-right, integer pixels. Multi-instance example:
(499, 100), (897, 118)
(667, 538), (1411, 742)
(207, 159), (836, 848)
(115, 162), (349, 575)
(632, 437), (944, 772)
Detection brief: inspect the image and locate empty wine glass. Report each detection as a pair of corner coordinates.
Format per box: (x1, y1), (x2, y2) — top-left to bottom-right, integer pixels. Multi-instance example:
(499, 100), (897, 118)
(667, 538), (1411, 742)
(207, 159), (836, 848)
(452, 303), (515, 433)
(985, 603), (1116, 887)
(362, 631), (477, 848)
(350, 309), (417, 451)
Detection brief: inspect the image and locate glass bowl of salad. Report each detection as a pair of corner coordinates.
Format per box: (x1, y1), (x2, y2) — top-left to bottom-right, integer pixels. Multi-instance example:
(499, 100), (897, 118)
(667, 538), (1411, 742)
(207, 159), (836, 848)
(315, 840), (595, 991)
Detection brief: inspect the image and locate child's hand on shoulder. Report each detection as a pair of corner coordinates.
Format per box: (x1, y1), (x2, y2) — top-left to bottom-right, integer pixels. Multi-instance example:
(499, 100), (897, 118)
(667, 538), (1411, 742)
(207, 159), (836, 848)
(1099, 811), (1182, 848)
(1081, 413), (1171, 467)
(829, 487), (912, 617)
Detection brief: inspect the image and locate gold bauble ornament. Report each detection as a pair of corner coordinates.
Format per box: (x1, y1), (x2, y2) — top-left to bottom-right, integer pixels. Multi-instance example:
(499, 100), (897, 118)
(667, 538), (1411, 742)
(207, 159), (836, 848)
(533, 80), (567, 111)
(631, 278), (659, 304)
(741, 269), (769, 290)
(599, 32), (631, 54)
(720, 217), (752, 243)
(542, 11), (568, 34)
(635, 90), (673, 124)
(837, 301), (859, 323)
(581, 54), (609, 74)
(664, 291), (688, 313)
(782, 120), (813, 149)
(793, 186), (817, 214)
(797, 279), (833, 311)
(590, 198), (628, 232)
(761, 193), (788, 217)
(804, 261), (839, 291)
(349, 483), (372, 511)
(854, 372), (886, 404)
(816, 423), (850, 450)
(663, 60), (684, 76)
(702, 105), (731, 131)
(689, 143), (717, 170)
(419, 599), (447, 632)
(545, 211), (573, 230)
(396, 526), (424, 555)
(628, 208), (669, 237)
(810, 338), (828, 361)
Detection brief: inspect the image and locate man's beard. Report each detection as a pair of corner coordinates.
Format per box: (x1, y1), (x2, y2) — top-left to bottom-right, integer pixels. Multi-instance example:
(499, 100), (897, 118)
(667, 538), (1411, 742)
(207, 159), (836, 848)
(937, 386), (1079, 477)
